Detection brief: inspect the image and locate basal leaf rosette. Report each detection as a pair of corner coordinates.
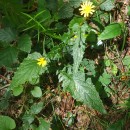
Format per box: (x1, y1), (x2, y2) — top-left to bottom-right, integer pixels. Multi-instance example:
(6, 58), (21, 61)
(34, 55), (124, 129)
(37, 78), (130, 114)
(10, 52), (48, 95)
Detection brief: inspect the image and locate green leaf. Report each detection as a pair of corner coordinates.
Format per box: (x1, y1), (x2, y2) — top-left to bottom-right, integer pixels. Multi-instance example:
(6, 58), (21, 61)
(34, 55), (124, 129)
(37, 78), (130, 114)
(22, 114), (34, 124)
(0, 28), (17, 43)
(73, 42), (85, 73)
(46, 0), (58, 12)
(111, 63), (118, 75)
(73, 74), (106, 114)
(69, 0), (81, 8)
(17, 34), (32, 53)
(37, 118), (50, 130)
(107, 119), (124, 130)
(38, 0), (46, 11)
(0, 99), (9, 110)
(59, 70), (106, 113)
(10, 52), (47, 91)
(47, 43), (65, 60)
(31, 86), (42, 98)
(71, 22), (87, 73)
(98, 23), (122, 40)
(86, 31), (97, 44)
(82, 59), (96, 76)
(30, 102), (44, 114)
(0, 46), (18, 67)
(104, 59), (111, 66)
(69, 17), (84, 29)
(59, 4), (73, 19)
(0, 115), (16, 130)
(13, 85), (23, 96)
(123, 56), (130, 66)
(99, 71), (111, 86)
(100, 0), (115, 11)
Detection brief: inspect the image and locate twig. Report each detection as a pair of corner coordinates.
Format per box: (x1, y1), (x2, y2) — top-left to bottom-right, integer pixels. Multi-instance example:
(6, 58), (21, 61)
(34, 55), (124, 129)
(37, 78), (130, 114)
(0, 74), (11, 83)
(0, 84), (10, 90)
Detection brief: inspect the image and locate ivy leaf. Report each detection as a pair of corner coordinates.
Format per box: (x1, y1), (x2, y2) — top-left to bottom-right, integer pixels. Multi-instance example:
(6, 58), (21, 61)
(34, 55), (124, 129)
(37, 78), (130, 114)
(10, 52), (47, 93)
(31, 86), (42, 98)
(0, 46), (18, 67)
(100, 0), (115, 11)
(0, 115), (16, 130)
(98, 23), (122, 40)
(59, 70), (106, 114)
(17, 34), (32, 53)
(0, 28), (17, 43)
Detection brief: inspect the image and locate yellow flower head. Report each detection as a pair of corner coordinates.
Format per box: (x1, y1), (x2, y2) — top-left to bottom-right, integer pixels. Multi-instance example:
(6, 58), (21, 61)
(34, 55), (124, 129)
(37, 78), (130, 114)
(74, 35), (78, 39)
(79, 1), (95, 18)
(37, 57), (47, 67)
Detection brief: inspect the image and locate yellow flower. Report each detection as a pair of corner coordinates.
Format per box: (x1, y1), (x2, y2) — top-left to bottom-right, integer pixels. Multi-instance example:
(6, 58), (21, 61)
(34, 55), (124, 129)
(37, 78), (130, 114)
(79, 1), (95, 18)
(74, 35), (78, 39)
(37, 57), (47, 67)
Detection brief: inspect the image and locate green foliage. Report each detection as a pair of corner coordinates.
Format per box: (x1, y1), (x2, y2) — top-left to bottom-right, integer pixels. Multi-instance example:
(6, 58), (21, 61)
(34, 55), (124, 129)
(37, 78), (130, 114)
(30, 102), (44, 114)
(99, 71), (111, 86)
(58, 0), (81, 19)
(0, 0), (129, 129)
(69, 0), (81, 8)
(0, 28), (17, 43)
(0, 46), (18, 67)
(10, 52), (47, 95)
(17, 34), (32, 53)
(100, 0), (115, 11)
(98, 23), (122, 40)
(59, 4), (74, 19)
(59, 70), (106, 113)
(13, 85), (23, 96)
(36, 118), (50, 130)
(127, 6), (130, 15)
(82, 59), (96, 76)
(0, 115), (16, 130)
(107, 119), (124, 130)
(123, 55), (130, 67)
(31, 86), (42, 98)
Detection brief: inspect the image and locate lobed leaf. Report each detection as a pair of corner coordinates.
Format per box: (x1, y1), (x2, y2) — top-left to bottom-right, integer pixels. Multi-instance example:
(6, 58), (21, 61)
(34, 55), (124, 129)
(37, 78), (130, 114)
(10, 52), (47, 94)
